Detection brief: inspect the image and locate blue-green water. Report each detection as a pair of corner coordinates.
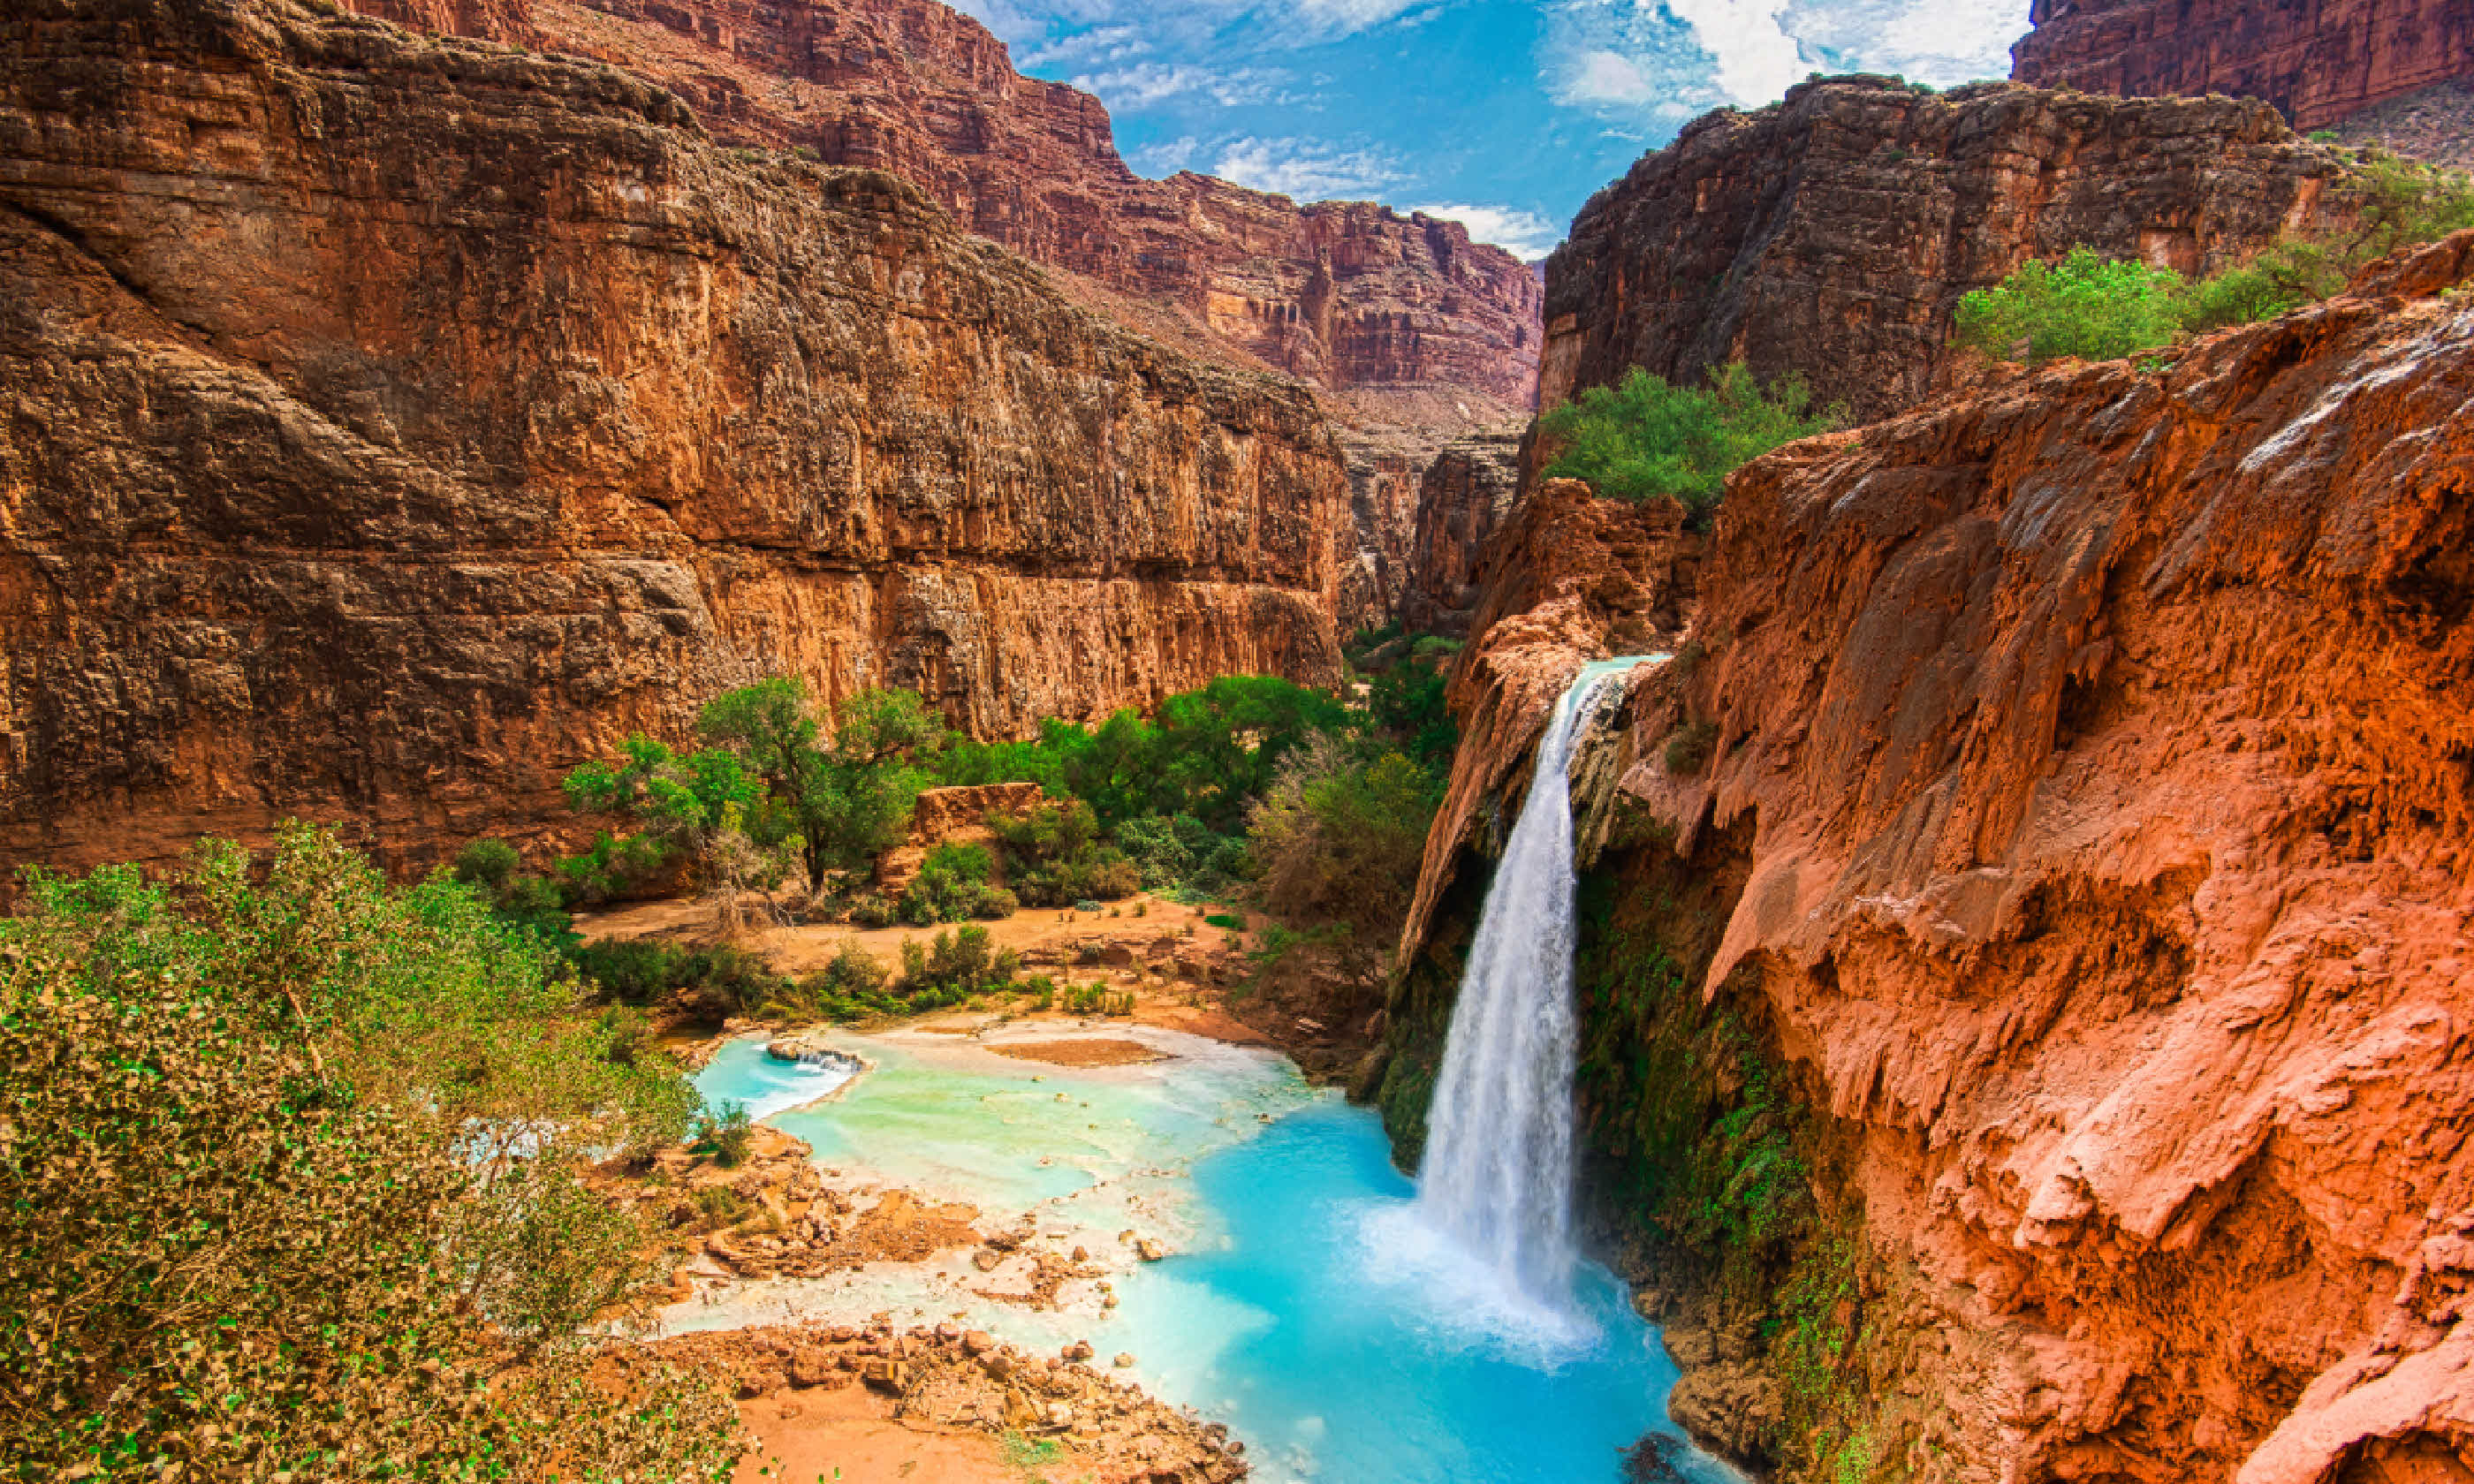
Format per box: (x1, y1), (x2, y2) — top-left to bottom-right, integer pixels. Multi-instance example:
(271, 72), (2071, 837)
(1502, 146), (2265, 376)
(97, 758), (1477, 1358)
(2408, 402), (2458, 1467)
(691, 1033), (1734, 1484)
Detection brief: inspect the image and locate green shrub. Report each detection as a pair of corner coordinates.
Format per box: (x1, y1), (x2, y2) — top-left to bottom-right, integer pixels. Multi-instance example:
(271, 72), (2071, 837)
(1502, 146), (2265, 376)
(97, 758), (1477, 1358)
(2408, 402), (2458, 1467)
(1663, 720), (1719, 776)
(691, 1185), (751, 1225)
(0, 828), (732, 1480)
(848, 892), (898, 928)
(452, 837), (521, 891)
(923, 839), (992, 882)
(1247, 734), (1440, 962)
(572, 936), (788, 1014)
(897, 926), (1017, 1006)
(694, 1102), (755, 1167)
(1952, 246), (2189, 364)
(769, 940), (893, 1020)
(1537, 361), (1841, 525)
(1203, 912), (1244, 930)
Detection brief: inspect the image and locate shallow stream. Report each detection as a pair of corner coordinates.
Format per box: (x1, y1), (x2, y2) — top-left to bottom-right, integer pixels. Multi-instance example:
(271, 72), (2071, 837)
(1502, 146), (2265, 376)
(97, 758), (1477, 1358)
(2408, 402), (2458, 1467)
(684, 1029), (1735, 1483)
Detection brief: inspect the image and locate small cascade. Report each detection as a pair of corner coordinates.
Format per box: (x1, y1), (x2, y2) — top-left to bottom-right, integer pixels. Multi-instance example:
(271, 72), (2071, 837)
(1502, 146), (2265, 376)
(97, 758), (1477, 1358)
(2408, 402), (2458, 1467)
(1416, 656), (1655, 1307)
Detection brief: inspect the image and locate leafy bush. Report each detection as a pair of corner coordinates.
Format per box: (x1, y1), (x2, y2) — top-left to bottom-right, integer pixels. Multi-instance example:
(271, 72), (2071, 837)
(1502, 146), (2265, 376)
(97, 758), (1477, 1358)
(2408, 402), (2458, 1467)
(692, 1185), (751, 1225)
(990, 799), (1142, 905)
(1248, 733), (1441, 962)
(0, 827), (734, 1480)
(572, 936), (787, 1015)
(847, 892), (899, 928)
(1663, 720), (1719, 776)
(1952, 246), (2189, 364)
(896, 926), (1019, 1007)
(897, 840), (1013, 924)
(694, 1102), (755, 1167)
(1958, 163), (2474, 367)
(1537, 361), (1841, 524)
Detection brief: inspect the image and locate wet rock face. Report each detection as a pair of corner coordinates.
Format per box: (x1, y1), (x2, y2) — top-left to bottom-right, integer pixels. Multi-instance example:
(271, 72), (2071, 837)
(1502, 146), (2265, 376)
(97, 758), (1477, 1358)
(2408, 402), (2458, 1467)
(341, 0), (1543, 414)
(1432, 234), (2474, 1481)
(1543, 77), (2351, 422)
(2010, 0), (2474, 132)
(0, 0), (1350, 877)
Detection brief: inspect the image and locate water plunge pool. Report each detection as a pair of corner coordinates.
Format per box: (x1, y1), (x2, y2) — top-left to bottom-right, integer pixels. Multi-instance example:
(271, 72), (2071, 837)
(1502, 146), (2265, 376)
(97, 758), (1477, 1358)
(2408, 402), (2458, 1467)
(686, 1030), (1735, 1483)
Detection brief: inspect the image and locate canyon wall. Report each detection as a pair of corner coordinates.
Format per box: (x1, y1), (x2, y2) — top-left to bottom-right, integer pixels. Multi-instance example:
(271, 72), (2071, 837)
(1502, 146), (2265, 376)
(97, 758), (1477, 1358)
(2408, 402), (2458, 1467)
(1401, 237), (2474, 1481)
(2012, 0), (2474, 133)
(1542, 78), (2351, 422)
(340, 0), (1544, 421)
(0, 0), (1352, 877)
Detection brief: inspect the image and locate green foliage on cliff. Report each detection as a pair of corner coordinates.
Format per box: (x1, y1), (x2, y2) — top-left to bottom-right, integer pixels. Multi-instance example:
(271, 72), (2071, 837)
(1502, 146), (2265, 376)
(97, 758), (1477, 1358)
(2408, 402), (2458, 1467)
(0, 826), (737, 1482)
(1952, 246), (2193, 364)
(1957, 157), (2474, 367)
(1537, 362), (1841, 524)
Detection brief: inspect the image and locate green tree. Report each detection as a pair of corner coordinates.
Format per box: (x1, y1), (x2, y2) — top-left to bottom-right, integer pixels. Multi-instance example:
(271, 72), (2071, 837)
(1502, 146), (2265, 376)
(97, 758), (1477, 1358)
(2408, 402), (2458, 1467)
(1537, 362), (1840, 524)
(698, 680), (948, 887)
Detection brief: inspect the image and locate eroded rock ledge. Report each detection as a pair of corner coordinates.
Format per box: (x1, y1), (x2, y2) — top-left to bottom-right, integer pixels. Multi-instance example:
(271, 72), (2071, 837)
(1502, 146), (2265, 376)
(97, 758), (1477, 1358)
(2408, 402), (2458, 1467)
(1408, 234), (2474, 1481)
(0, 0), (1352, 876)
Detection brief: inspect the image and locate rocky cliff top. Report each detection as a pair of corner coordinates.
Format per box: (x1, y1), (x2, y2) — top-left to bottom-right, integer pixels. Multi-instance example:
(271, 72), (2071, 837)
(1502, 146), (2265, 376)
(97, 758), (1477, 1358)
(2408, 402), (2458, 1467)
(2013, 0), (2474, 134)
(1543, 76), (2351, 422)
(347, 0), (1544, 423)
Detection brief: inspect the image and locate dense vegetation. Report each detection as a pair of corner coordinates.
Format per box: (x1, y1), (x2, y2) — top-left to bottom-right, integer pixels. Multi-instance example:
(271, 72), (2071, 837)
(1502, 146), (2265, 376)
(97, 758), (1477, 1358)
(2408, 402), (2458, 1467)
(1536, 361), (1842, 525)
(469, 662), (1458, 1025)
(0, 827), (738, 1481)
(1955, 155), (2474, 366)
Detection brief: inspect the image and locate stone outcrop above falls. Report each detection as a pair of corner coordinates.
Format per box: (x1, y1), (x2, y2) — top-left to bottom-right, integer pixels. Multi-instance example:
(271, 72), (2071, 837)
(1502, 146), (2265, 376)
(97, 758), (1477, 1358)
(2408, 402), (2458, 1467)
(1423, 233), (2474, 1480)
(1542, 78), (2352, 422)
(0, 0), (1351, 877)
(345, 0), (1544, 420)
(2011, 0), (2474, 134)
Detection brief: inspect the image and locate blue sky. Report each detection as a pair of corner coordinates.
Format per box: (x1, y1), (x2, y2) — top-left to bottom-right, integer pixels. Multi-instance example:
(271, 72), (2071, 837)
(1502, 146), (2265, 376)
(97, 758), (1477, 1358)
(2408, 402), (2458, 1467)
(951, 0), (2033, 259)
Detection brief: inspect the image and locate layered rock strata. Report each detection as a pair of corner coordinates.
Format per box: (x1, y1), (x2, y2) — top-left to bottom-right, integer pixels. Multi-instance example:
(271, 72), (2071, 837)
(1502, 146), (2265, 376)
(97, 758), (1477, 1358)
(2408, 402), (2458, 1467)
(1408, 235), (2474, 1480)
(2012, 0), (2474, 133)
(339, 0), (1544, 417)
(0, 0), (1351, 877)
(1543, 78), (2352, 421)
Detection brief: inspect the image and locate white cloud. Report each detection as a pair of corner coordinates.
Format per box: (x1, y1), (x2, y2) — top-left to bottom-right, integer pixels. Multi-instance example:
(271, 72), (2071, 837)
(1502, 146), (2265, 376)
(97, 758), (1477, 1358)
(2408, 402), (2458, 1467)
(1071, 61), (1290, 106)
(1213, 136), (1403, 199)
(1289, 0), (1424, 34)
(1019, 23), (1146, 69)
(1133, 135), (1204, 174)
(1552, 48), (1663, 107)
(1409, 201), (1565, 260)
(1666, 0), (1798, 104)
(1781, 0), (2028, 86)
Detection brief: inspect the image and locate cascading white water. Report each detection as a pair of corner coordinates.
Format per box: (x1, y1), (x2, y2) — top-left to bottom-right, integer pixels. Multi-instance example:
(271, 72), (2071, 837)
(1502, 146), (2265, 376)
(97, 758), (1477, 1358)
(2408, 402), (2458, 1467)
(1416, 656), (1655, 1307)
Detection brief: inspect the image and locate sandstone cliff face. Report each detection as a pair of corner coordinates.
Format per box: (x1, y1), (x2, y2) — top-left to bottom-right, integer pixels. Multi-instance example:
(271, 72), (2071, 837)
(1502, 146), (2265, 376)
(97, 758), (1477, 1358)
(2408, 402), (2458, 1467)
(1543, 78), (2351, 422)
(0, 0), (1351, 877)
(2012, 0), (2474, 132)
(1410, 237), (2474, 1480)
(338, 0), (1544, 418)
(1397, 428), (1523, 637)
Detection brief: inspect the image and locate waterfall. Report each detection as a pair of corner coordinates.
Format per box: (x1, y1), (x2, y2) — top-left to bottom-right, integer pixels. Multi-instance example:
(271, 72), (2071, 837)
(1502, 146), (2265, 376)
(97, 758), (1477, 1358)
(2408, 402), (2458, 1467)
(1416, 656), (1653, 1306)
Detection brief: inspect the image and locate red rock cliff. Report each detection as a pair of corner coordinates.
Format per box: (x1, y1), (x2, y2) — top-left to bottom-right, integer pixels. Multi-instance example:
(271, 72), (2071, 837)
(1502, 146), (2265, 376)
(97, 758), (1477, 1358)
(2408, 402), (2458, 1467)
(2012, 0), (2474, 132)
(1418, 235), (2474, 1481)
(1543, 78), (2351, 421)
(340, 0), (1544, 419)
(0, 0), (1351, 877)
